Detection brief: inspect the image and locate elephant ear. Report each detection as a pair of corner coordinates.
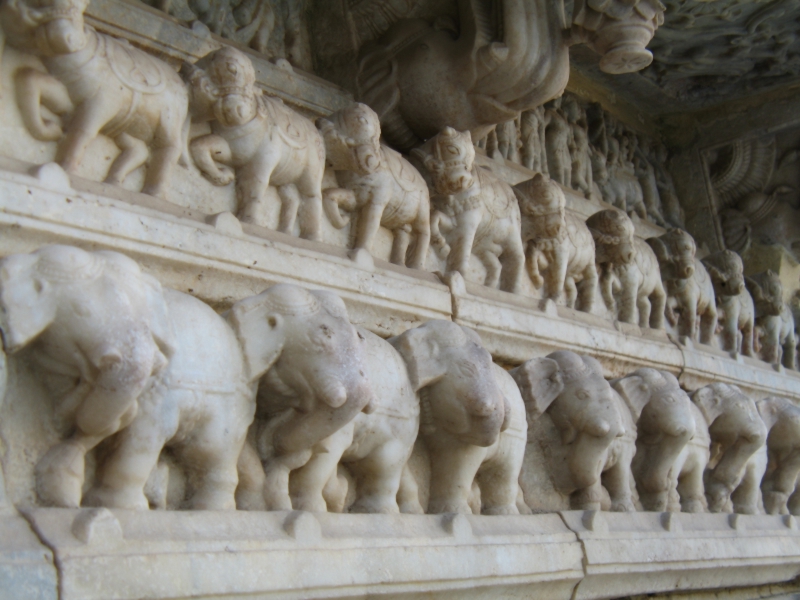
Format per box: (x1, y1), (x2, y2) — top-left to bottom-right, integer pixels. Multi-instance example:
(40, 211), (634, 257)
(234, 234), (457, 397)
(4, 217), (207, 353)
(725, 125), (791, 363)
(611, 374), (651, 421)
(691, 385), (722, 425)
(0, 253), (57, 353)
(227, 291), (285, 383)
(390, 325), (447, 391)
(745, 276), (763, 302)
(141, 274), (177, 359)
(460, 325), (483, 347)
(510, 357), (564, 417)
(310, 289), (349, 321)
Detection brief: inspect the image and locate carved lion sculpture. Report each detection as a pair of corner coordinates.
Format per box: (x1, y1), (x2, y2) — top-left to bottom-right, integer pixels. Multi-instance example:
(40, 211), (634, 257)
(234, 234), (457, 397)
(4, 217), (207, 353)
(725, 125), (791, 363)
(745, 270), (797, 371)
(586, 209), (666, 329)
(412, 127), (525, 293)
(183, 47), (326, 239)
(316, 103), (431, 269)
(701, 250), (755, 357)
(647, 228), (717, 345)
(514, 173), (597, 312)
(0, 0), (190, 197)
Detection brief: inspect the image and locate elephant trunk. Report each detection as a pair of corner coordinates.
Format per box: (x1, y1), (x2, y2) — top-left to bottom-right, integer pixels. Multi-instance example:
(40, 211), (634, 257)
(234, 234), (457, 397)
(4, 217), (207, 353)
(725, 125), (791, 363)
(273, 371), (373, 455)
(322, 188), (354, 230)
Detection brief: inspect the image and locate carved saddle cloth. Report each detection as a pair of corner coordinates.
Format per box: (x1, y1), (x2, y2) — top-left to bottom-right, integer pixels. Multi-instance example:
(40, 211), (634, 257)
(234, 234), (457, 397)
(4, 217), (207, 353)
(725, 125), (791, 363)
(259, 95), (310, 151)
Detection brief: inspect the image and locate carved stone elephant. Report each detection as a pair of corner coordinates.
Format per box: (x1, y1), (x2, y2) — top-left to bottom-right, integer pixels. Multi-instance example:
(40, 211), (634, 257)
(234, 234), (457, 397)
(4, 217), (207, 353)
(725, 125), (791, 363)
(183, 47), (326, 239)
(648, 228), (717, 345)
(272, 321), (527, 515)
(702, 250), (755, 357)
(511, 351), (636, 512)
(587, 209), (666, 329)
(757, 397), (800, 515)
(235, 285), (374, 512)
(0, 0), (189, 197)
(612, 368), (701, 512)
(412, 127), (525, 293)
(746, 270), (797, 371)
(693, 383), (768, 514)
(514, 174), (597, 312)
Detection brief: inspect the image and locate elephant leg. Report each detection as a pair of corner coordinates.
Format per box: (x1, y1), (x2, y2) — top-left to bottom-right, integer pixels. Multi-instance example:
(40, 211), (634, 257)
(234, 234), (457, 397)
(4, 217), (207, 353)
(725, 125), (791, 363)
(235, 438), (266, 510)
(406, 211), (431, 271)
(15, 67), (73, 141)
(142, 142), (182, 198)
(349, 439), (409, 514)
(570, 480), (604, 511)
(730, 464), (761, 515)
(35, 430), (107, 508)
(576, 265), (598, 313)
(237, 158), (276, 228)
(290, 425), (353, 512)
(105, 133), (149, 186)
(788, 485), (800, 516)
(741, 318), (755, 357)
(397, 463), (424, 514)
(390, 227), (411, 266)
(677, 460), (708, 513)
(637, 292), (652, 329)
(263, 448), (313, 510)
(699, 308), (717, 345)
(445, 208), (482, 276)
(564, 277), (578, 309)
(602, 459), (636, 512)
(649, 288), (667, 330)
(56, 99), (116, 173)
(277, 183), (303, 236)
(354, 195), (388, 256)
(476, 443), (524, 515)
(426, 440), (485, 514)
(499, 232), (526, 294)
(481, 247), (503, 289)
(84, 401), (170, 510)
(763, 453), (800, 515)
(783, 335), (797, 370)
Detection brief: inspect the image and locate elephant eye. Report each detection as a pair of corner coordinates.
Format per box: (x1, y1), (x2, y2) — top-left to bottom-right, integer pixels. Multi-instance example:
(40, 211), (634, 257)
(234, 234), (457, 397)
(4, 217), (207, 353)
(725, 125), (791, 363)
(576, 389), (589, 400)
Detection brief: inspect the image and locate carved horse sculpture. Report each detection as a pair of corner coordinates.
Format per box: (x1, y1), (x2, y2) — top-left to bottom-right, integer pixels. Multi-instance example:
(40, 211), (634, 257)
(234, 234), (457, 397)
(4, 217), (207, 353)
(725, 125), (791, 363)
(0, 0), (190, 198)
(353, 0), (663, 150)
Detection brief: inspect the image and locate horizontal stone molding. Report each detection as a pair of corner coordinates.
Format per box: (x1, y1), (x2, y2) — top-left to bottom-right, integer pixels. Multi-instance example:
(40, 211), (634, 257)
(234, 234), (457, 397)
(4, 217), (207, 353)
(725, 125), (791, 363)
(0, 163), (798, 399)
(9, 508), (800, 600)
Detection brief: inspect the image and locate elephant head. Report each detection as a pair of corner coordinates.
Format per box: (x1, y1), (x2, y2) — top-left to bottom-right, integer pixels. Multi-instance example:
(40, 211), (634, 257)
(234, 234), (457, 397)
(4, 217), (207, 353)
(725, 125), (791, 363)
(613, 368), (695, 509)
(184, 46), (259, 127)
(702, 250), (746, 299)
(1, 0), (90, 56)
(411, 127), (475, 197)
(511, 350), (625, 492)
(692, 383), (767, 512)
(586, 209), (636, 266)
(229, 283), (373, 456)
(390, 320), (509, 448)
(746, 270), (784, 317)
(647, 229), (697, 281)
(316, 103), (383, 176)
(514, 173), (566, 242)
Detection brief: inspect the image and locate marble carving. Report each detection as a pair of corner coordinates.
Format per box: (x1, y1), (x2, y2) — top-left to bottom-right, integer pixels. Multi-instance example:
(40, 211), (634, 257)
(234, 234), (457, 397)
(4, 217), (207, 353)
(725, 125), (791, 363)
(1, 0), (190, 197)
(702, 250), (756, 357)
(514, 173), (597, 312)
(184, 47), (326, 238)
(746, 271), (798, 371)
(414, 127), (525, 293)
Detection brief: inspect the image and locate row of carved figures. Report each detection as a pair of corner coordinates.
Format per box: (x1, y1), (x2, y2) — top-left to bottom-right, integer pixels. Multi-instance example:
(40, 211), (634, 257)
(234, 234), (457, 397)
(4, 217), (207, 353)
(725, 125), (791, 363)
(0, 1), (796, 370)
(0, 245), (797, 518)
(479, 92), (685, 229)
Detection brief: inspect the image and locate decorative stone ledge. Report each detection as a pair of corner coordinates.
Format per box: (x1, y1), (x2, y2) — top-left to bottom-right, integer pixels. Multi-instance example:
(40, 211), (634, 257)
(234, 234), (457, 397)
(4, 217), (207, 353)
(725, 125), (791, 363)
(1, 163), (798, 399)
(6, 508), (800, 600)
